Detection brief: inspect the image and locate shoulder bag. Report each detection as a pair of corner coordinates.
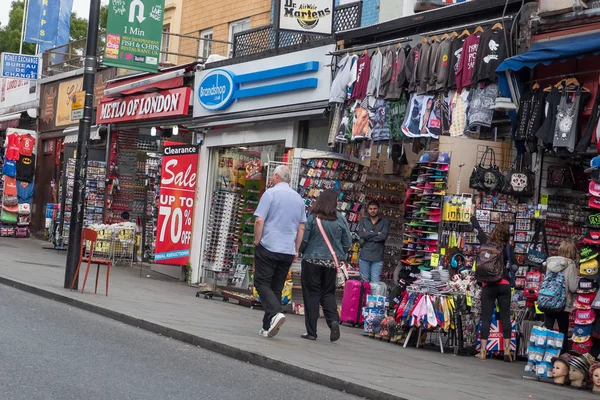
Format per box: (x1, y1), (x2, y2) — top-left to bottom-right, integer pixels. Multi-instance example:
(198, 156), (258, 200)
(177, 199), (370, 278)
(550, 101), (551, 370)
(316, 217), (349, 288)
(527, 221), (549, 269)
(501, 157), (535, 197)
(469, 147), (504, 193)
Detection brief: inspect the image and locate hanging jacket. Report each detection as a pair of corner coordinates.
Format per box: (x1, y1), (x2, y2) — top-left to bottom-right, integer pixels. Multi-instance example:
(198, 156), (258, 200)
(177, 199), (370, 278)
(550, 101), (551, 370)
(435, 37), (453, 91)
(366, 50), (383, 98)
(448, 36), (466, 90)
(329, 54), (358, 103)
(351, 53), (371, 101)
(472, 29), (507, 85)
(386, 47), (408, 100)
(426, 38), (442, 92)
(416, 42), (432, 94)
(378, 49), (394, 98)
(456, 33), (481, 92)
(407, 45), (420, 94)
(575, 84), (600, 152)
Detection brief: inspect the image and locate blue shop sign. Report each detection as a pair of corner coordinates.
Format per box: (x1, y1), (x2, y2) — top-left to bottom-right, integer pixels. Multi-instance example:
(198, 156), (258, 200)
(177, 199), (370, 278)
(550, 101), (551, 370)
(0, 53), (41, 80)
(197, 61), (319, 111)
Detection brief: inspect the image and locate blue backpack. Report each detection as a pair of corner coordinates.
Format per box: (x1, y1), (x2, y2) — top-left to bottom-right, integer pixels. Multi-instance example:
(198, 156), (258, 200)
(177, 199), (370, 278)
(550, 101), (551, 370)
(537, 272), (567, 312)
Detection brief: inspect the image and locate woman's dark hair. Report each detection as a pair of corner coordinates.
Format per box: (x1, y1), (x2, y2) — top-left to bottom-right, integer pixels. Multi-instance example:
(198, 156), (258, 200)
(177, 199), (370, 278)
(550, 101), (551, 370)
(311, 189), (339, 221)
(489, 222), (510, 244)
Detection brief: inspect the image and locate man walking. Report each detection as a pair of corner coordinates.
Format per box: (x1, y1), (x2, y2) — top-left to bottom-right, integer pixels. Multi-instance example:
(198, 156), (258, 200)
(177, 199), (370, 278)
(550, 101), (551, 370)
(254, 165), (306, 338)
(358, 200), (389, 282)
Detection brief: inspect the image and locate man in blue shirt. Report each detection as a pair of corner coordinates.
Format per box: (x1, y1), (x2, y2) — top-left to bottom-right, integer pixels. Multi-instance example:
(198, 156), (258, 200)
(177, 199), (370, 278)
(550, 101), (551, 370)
(254, 165), (306, 338)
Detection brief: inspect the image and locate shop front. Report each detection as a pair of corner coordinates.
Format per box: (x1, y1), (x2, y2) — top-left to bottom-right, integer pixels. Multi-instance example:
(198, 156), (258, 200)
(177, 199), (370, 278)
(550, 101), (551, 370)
(189, 44), (335, 288)
(96, 66), (196, 275)
(35, 68), (115, 239)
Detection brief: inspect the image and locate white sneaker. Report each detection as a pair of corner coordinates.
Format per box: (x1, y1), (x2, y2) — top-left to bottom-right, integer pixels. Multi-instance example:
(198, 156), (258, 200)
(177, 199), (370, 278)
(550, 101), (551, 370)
(259, 329), (268, 338)
(267, 313), (286, 338)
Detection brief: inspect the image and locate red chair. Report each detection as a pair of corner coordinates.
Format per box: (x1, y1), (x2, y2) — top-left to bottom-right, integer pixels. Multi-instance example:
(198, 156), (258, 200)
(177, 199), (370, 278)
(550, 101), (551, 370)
(71, 228), (112, 296)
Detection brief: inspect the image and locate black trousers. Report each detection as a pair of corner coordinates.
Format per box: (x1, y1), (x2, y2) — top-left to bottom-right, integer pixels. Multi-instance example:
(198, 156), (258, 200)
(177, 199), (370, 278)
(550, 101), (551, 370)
(544, 311), (570, 352)
(480, 283), (512, 340)
(254, 245), (294, 330)
(301, 260), (339, 338)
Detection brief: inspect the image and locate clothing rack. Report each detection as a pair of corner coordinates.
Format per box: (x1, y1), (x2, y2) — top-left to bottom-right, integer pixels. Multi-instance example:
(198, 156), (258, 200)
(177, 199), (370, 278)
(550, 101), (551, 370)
(418, 15), (515, 38)
(523, 68), (600, 85)
(328, 37), (411, 56)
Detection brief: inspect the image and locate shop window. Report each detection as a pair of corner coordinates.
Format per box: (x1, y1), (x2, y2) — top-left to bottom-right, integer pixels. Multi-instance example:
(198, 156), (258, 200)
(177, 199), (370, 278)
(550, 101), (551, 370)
(200, 29), (213, 60)
(229, 18), (250, 56)
(160, 24), (171, 63)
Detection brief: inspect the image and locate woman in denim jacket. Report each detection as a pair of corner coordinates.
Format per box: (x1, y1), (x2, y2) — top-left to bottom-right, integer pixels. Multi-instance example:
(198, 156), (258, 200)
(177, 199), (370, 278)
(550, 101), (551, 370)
(299, 189), (352, 342)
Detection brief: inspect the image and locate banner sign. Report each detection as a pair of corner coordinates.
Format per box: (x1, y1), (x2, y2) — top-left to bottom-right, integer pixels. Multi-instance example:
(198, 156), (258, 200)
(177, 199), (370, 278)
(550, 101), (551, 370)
(155, 142), (199, 265)
(0, 53), (41, 80)
(96, 87), (190, 124)
(277, 0), (334, 35)
(104, 0), (166, 73)
(40, 0), (74, 63)
(25, 0), (61, 44)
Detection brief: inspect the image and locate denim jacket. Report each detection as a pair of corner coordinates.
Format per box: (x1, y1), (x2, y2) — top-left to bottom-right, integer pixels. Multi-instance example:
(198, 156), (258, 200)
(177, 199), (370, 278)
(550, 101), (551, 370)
(299, 213), (352, 261)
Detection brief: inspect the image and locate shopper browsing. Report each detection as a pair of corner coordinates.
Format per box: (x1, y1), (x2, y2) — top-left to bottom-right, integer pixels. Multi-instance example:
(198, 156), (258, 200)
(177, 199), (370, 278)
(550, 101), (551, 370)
(542, 241), (579, 351)
(471, 216), (518, 362)
(357, 201), (389, 282)
(253, 165), (306, 338)
(299, 189), (352, 342)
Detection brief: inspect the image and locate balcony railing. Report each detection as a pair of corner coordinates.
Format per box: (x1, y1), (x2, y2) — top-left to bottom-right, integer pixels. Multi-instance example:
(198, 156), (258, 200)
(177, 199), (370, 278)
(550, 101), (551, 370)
(232, 1), (363, 58)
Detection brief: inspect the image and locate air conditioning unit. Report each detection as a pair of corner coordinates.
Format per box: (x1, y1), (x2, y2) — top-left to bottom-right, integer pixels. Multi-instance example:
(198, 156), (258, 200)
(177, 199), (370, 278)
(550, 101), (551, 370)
(538, 0), (588, 17)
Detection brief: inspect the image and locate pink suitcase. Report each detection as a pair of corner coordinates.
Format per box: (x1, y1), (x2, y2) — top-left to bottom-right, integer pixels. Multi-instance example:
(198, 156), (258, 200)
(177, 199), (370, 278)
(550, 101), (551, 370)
(340, 280), (370, 327)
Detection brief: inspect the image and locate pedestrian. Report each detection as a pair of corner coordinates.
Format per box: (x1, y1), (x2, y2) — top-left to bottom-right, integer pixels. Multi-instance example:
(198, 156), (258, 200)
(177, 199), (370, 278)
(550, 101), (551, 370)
(543, 241), (578, 351)
(471, 217), (518, 362)
(254, 165), (306, 338)
(357, 200), (389, 282)
(299, 189), (352, 341)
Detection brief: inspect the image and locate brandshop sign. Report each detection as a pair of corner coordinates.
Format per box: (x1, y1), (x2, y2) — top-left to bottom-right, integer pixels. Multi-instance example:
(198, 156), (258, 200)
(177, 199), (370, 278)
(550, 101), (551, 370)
(97, 87), (191, 124)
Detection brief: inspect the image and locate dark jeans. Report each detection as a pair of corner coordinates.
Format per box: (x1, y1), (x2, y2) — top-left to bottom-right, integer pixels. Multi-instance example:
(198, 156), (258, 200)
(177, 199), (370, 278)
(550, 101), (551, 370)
(254, 245), (294, 330)
(301, 259), (339, 338)
(544, 311), (570, 352)
(480, 283), (512, 340)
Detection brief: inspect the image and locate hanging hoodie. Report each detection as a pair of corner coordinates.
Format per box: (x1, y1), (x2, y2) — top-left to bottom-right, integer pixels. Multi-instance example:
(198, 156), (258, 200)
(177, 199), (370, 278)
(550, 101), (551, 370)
(378, 49), (394, 98)
(329, 54), (358, 103)
(351, 53), (371, 101)
(448, 36), (466, 91)
(426, 38), (442, 93)
(407, 45), (420, 94)
(386, 47), (408, 100)
(416, 41), (432, 94)
(456, 33), (481, 92)
(366, 50), (383, 98)
(435, 37), (453, 91)
(472, 29), (508, 85)
(545, 256), (579, 312)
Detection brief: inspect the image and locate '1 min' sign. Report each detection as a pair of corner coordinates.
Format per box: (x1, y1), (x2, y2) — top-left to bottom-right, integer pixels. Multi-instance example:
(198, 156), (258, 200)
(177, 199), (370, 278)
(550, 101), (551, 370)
(0, 53), (41, 80)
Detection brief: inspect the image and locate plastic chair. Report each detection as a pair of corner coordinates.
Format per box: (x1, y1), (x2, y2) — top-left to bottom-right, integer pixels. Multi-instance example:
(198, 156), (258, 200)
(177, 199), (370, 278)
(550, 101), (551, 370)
(71, 228), (112, 296)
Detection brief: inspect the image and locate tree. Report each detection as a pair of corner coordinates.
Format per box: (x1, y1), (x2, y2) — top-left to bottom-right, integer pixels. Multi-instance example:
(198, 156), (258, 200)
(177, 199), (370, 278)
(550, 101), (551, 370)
(0, 1), (36, 55)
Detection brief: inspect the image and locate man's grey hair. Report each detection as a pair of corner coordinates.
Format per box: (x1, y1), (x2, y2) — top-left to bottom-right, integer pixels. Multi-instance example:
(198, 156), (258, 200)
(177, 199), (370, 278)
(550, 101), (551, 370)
(273, 165), (291, 183)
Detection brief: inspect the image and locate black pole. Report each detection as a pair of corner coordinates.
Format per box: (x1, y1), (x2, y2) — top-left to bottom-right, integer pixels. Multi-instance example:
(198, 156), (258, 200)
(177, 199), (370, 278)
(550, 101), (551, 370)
(64, 0), (101, 289)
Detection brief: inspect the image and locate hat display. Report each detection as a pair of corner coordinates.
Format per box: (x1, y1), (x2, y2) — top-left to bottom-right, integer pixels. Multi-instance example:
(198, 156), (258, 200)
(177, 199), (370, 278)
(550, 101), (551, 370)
(573, 338), (594, 354)
(581, 258), (600, 276)
(590, 181), (600, 197)
(585, 212), (600, 229)
(585, 155), (600, 174)
(592, 169), (600, 184)
(578, 278), (599, 294)
(584, 231), (600, 245)
(575, 293), (596, 309)
(590, 197), (600, 210)
(575, 309), (596, 325)
(417, 154), (434, 164)
(581, 247), (599, 263)
(572, 324), (593, 343)
(434, 153), (450, 164)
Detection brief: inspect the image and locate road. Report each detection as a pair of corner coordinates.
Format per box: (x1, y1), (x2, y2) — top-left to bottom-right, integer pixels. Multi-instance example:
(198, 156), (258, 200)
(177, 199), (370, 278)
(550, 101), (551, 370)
(0, 285), (361, 400)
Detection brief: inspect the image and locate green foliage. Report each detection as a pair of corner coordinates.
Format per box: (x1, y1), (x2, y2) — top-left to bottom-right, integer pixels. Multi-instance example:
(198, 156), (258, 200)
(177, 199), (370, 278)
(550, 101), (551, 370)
(0, 1), (35, 55)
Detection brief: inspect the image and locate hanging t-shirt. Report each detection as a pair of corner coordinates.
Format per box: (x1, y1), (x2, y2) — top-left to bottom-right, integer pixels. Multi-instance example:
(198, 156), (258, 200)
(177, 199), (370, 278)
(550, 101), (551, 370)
(351, 54), (371, 101)
(3, 176), (17, 196)
(468, 83), (498, 129)
(389, 95), (408, 140)
(16, 153), (36, 183)
(402, 94), (424, 138)
(352, 100), (372, 140)
(472, 29), (507, 85)
(19, 134), (35, 156)
(419, 95), (436, 136)
(2, 160), (16, 177)
(366, 50), (383, 98)
(17, 180), (34, 204)
(5, 134), (20, 161)
(371, 99), (390, 141)
(553, 87), (581, 153)
(456, 33), (481, 92)
(449, 89), (469, 137)
(448, 36), (466, 91)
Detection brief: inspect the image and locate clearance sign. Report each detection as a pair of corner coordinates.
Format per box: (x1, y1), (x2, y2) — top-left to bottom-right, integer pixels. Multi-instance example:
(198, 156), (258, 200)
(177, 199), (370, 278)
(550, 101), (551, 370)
(96, 87), (191, 124)
(155, 142), (199, 265)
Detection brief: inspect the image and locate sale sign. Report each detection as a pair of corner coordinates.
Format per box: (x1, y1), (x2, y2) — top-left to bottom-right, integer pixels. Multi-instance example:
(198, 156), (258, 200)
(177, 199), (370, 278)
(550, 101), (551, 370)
(155, 141), (199, 265)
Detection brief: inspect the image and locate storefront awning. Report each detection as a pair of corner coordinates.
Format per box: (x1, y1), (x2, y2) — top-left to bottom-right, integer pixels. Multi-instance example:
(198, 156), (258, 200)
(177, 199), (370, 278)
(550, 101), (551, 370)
(0, 112), (21, 130)
(63, 125), (101, 144)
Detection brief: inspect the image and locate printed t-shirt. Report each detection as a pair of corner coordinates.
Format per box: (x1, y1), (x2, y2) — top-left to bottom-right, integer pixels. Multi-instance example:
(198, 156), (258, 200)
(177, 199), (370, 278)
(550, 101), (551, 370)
(3, 176), (17, 196)
(19, 134), (35, 156)
(16, 153), (36, 183)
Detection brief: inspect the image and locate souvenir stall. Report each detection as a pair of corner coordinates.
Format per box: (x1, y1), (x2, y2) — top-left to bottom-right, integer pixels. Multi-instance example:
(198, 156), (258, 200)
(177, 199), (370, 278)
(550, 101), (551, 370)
(1, 128), (37, 238)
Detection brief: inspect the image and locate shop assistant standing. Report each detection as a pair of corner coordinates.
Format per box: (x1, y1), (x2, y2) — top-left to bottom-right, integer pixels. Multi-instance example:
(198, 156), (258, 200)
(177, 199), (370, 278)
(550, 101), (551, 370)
(358, 200), (389, 282)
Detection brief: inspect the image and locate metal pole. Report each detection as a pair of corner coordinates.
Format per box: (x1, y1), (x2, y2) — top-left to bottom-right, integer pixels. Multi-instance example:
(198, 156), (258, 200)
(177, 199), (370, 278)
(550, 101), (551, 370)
(274, 0), (281, 51)
(64, 0), (101, 289)
(19, 0), (29, 54)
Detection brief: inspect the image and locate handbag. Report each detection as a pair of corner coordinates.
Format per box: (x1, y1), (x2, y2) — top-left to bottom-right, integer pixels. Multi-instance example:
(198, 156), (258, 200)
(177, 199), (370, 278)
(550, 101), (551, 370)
(527, 221), (549, 269)
(501, 157), (535, 197)
(469, 147), (504, 192)
(546, 165), (574, 189)
(315, 217), (348, 288)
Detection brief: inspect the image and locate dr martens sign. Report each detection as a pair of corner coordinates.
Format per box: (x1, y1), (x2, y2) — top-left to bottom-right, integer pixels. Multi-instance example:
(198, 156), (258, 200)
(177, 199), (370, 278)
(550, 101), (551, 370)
(277, 0), (334, 35)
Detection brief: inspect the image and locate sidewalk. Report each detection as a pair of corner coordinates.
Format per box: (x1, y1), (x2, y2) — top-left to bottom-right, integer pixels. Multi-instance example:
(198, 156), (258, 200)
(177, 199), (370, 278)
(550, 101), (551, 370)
(0, 238), (592, 400)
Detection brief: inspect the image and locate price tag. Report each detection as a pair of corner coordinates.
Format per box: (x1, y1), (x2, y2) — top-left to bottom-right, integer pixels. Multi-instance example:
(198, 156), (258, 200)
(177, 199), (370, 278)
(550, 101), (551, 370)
(535, 209), (540, 218)
(466, 295), (472, 307)
(535, 302), (544, 314)
(440, 248), (446, 256)
(431, 253), (440, 267)
(541, 194), (549, 206)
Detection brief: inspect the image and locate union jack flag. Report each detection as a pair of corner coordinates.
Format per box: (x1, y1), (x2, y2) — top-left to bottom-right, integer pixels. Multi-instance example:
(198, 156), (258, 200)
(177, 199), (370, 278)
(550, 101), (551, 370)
(476, 316), (517, 354)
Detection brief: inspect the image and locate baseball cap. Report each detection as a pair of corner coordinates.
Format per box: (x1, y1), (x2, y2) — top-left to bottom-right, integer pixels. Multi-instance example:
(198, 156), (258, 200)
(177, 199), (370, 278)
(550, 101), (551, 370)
(573, 338), (593, 354)
(401, 257), (423, 266)
(590, 197), (600, 210)
(581, 247), (599, 263)
(585, 213), (600, 229)
(584, 231), (600, 245)
(578, 278), (599, 294)
(575, 309), (596, 325)
(585, 155), (600, 173)
(572, 324), (593, 342)
(435, 152), (450, 164)
(425, 215), (441, 223)
(590, 181), (600, 197)
(575, 292), (596, 309)
(417, 154), (432, 164)
(580, 258), (600, 276)
(427, 209), (442, 215)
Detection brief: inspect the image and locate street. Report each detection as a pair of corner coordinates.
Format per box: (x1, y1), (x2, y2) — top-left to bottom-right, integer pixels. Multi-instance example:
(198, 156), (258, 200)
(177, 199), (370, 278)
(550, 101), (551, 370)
(0, 285), (360, 400)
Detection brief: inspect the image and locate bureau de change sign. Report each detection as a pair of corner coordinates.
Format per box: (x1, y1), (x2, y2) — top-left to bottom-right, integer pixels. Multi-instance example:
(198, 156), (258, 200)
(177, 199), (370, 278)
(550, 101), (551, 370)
(0, 53), (41, 80)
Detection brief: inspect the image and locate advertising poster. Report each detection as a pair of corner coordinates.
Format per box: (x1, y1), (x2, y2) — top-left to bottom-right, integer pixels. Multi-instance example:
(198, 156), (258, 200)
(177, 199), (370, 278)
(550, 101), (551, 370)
(154, 142), (199, 265)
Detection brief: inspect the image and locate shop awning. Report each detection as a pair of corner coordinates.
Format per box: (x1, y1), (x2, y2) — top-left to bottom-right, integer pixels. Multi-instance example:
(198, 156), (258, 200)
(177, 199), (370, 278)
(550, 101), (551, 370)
(63, 125), (101, 144)
(0, 112), (21, 130)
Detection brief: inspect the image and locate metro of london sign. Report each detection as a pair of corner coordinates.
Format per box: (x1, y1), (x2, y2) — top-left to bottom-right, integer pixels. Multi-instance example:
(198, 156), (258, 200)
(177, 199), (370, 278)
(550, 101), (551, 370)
(97, 87), (191, 123)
